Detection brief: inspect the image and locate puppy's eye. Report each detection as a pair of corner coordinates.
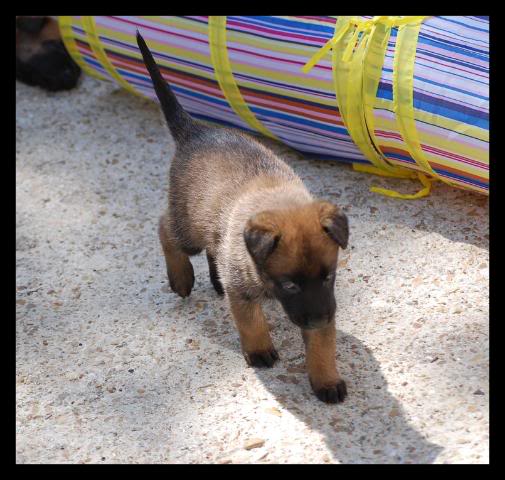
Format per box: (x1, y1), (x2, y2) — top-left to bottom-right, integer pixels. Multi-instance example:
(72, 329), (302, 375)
(281, 281), (300, 294)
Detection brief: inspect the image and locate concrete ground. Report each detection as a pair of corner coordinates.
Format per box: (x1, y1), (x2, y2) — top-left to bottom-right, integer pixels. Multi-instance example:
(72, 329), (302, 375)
(16, 75), (489, 464)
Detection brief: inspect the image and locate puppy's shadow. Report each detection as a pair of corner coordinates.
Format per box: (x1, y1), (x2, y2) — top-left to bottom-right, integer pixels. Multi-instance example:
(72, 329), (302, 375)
(193, 290), (443, 464)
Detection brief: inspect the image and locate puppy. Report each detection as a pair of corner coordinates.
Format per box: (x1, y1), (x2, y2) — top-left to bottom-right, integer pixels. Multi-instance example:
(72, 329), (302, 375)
(137, 32), (349, 403)
(16, 16), (81, 91)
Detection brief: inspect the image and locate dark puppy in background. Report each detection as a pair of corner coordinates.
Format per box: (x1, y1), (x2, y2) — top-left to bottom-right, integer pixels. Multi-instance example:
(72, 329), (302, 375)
(137, 32), (349, 403)
(16, 16), (81, 91)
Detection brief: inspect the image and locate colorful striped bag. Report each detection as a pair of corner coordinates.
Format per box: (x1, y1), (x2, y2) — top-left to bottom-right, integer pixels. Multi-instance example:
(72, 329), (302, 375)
(59, 16), (489, 197)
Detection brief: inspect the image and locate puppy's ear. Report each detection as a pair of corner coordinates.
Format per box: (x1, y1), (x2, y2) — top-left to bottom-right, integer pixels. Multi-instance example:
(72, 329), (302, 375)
(244, 211), (281, 265)
(316, 201), (349, 249)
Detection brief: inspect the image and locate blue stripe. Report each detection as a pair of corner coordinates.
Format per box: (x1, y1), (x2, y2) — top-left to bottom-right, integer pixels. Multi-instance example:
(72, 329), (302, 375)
(115, 68), (149, 82)
(439, 16), (489, 34)
(422, 20), (489, 47)
(434, 169), (487, 188)
(172, 86), (231, 109)
(412, 96), (488, 129)
(373, 106), (488, 144)
(412, 75), (489, 102)
(191, 112), (256, 133)
(83, 57), (112, 77)
(100, 35), (137, 53)
(415, 47), (488, 73)
(400, 61), (487, 86)
(233, 72), (335, 99)
(225, 24), (323, 48)
(250, 105), (349, 135)
(385, 151), (415, 163)
(241, 16), (335, 35)
(304, 152), (362, 163)
(121, 70), (234, 111)
(417, 36), (488, 62)
(279, 137), (352, 151)
(377, 84), (393, 99)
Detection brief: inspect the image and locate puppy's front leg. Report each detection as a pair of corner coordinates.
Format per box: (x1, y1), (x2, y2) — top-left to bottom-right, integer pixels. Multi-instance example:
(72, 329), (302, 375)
(302, 321), (347, 403)
(229, 296), (279, 368)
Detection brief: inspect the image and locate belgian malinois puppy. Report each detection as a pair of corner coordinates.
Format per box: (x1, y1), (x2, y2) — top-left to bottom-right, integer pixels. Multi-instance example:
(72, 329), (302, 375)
(137, 31), (349, 403)
(16, 16), (81, 91)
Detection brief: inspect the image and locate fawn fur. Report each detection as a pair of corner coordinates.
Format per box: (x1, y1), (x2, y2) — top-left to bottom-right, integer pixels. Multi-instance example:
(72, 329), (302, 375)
(137, 31), (349, 403)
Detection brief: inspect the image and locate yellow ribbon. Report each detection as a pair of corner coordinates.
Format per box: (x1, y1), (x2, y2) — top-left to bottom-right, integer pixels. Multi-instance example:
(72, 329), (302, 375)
(80, 16), (144, 98)
(393, 21), (453, 188)
(301, 21), (352, 74)
(208, 16), (277, 139)
(302, 16), (436, 199)
(58, 16), (107, 81)
(303, 16), (425, 70)
(353, 164), (432, 199)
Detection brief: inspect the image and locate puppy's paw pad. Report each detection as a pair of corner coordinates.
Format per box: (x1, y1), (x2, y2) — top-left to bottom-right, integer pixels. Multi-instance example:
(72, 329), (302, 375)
(246, 348), (279, 368)
(313, 379), (347, 404)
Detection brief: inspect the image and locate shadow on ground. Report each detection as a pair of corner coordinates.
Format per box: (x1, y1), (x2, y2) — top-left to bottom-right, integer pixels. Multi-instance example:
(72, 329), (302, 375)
(187, 289), (444, 464)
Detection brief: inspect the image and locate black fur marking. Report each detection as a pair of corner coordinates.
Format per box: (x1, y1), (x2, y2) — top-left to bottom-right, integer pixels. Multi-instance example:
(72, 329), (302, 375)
(180, 245), (203, 256)
(274, 274), (336, 330)
(136, 31), (194, 143)
(246, 348), (279, 368)
(243, 229), (280, 266)
(16, 40), (81, 91)
(312, 379), (347, 404)
(323, 211), (349, 249)
(206, 251), (224, 295)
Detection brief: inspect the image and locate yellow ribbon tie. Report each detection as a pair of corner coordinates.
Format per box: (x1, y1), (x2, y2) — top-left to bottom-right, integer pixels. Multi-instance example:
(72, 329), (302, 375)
(302, 16), (393, 72)
(369, 172), (434, 200)
(352, 164), (435, 200)
(301, 22), (352, 74)
(301, 16), (435, 200)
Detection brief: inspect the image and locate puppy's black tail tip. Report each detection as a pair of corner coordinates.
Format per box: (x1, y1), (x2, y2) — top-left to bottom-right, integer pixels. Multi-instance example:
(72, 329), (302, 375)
(136, 29), (192, 143)
(135, 29), (144, 46)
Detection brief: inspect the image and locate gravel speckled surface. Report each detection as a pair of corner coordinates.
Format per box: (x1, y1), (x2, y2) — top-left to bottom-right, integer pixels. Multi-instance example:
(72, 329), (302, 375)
(16, 76), (489, 464)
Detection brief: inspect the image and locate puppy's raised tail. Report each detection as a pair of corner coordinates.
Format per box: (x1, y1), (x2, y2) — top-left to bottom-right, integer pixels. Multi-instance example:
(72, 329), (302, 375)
(136, 30), (193, 143)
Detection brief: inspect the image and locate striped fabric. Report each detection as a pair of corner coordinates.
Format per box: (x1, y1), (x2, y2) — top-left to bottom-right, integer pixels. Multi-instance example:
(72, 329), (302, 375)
(59, 16), (489, 195)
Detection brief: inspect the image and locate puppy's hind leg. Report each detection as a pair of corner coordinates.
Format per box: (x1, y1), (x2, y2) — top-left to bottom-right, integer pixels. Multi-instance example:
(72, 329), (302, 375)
(206, 250), (224, 295)
(158, 212), (195, 298)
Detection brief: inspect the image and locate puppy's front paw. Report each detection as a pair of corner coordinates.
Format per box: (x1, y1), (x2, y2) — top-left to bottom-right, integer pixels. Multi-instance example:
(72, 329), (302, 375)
(245, 348), (279, 368)
(311, 378), (347, 404)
